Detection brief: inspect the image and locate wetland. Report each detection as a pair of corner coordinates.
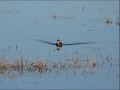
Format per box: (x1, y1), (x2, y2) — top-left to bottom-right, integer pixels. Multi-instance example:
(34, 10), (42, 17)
(0, 1), (119, 89)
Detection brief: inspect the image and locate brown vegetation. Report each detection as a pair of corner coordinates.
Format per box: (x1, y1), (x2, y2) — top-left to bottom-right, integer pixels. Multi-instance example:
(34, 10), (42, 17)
(0, 46), (119, 78)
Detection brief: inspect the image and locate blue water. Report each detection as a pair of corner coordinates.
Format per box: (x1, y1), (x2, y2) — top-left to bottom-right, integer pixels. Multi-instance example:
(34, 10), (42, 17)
(0, 1), (119, 89)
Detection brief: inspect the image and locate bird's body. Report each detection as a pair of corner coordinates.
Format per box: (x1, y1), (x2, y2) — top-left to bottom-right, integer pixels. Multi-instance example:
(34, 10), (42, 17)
(56, 39), (62, 47)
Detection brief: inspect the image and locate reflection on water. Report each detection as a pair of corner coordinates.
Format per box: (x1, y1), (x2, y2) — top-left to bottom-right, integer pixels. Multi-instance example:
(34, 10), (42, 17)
(56, 46), (61, 51)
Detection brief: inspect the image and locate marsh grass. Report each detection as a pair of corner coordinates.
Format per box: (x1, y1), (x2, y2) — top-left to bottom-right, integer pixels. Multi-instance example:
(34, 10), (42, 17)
(0, 46), (119, 79)
(105, 18), (112, 25)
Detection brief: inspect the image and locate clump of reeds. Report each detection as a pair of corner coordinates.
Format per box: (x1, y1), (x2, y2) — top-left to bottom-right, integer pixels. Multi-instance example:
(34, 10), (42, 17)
(0, 46), (118, 78)
(74, 58), (81, 68)
(105, 18), (112, 25)
(116, 17), (120, 26)
(92, 59), (97, 67)
(29, 60), (47, 73)
(0, 59), (10, 74)
(116, 20), (120, 26)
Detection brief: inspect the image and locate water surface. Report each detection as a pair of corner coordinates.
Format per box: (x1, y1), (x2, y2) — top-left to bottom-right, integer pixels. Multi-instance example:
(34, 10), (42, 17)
(0, 1), (119, 89)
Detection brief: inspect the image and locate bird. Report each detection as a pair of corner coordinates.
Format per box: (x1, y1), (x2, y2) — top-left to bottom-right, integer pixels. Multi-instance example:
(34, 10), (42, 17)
(56, 39), (62, 47)
(35, 39), (96, 48)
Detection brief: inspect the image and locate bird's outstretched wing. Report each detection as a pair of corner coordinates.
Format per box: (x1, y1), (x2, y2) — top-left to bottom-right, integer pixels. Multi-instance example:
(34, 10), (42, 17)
(36, 39), (96, 46)
(36, 39), (56, 45)
(62, 42), (96, 46)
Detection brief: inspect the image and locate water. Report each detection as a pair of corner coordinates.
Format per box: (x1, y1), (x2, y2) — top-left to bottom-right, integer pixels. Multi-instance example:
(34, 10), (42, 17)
(0, 1), (119, 89)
